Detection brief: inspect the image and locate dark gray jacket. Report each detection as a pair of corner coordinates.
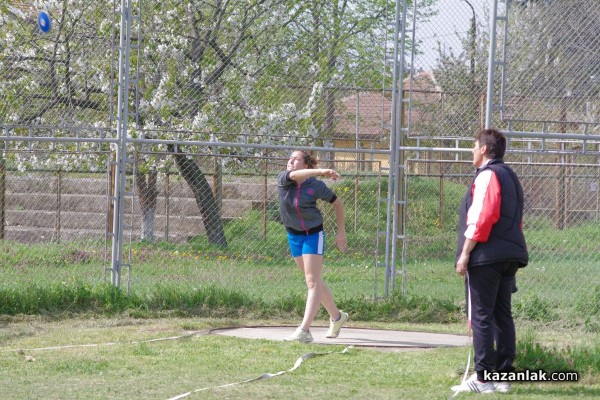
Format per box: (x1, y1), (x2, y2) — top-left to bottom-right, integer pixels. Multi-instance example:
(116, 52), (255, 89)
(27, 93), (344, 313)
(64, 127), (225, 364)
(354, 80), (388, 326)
(277, 171), (337, 234)
(456, 159), (528, 268)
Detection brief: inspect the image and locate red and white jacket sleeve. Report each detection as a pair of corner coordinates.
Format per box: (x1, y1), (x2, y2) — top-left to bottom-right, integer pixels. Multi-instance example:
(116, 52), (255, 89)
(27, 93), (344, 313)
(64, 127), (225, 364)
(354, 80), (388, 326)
(464, 169), (501, 242)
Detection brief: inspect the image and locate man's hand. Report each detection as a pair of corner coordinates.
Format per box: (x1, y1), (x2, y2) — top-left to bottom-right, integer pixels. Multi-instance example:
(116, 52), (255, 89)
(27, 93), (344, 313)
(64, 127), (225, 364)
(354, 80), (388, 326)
(456, 238), (476, 276)
(456, 252), (469, 276)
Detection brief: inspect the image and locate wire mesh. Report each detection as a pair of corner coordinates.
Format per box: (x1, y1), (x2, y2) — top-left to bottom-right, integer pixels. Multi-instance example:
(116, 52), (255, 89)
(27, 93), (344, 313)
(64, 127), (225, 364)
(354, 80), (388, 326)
(1, 1), (600, 334)
(0, 148), (386, 302)
(501, 0), (600, 132)
(406, 150), (600, 332)
(406, 0), (600, 332)
(0, 1), (117, 128)
(127, 152), (385, 301)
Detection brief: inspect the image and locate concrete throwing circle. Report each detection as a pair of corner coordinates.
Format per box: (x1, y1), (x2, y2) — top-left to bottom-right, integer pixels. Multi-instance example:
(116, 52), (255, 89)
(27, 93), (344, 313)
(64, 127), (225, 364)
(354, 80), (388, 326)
(211, 326), (468, 349)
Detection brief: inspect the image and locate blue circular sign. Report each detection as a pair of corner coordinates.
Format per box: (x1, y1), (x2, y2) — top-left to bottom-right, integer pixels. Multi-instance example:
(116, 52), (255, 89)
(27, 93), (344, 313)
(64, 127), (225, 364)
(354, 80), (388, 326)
(38, 11), (51, 33)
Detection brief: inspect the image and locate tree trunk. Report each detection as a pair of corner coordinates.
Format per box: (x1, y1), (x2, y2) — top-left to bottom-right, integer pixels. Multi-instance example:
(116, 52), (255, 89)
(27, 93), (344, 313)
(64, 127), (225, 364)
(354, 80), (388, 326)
(140, 206), (156, 240)
(136, 169), (159, 241)
(168, 146), (228, 247)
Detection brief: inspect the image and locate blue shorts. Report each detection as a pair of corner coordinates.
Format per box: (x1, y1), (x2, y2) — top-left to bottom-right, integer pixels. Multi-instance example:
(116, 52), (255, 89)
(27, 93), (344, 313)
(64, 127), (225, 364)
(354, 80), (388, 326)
(287, 231), (325, 257)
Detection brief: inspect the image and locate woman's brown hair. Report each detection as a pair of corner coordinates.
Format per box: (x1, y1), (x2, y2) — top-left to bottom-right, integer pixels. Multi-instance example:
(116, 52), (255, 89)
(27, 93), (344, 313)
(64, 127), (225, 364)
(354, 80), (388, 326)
(302, 151), (318, 169)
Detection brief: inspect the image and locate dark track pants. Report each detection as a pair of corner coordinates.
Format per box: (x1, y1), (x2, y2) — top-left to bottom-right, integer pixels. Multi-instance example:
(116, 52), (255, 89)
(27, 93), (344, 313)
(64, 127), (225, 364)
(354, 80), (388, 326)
(466, 262), (519, 380)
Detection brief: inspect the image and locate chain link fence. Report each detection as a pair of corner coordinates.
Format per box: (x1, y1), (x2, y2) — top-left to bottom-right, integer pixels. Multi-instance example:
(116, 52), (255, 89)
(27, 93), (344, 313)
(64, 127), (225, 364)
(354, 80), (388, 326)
(0, 0), (116, 127)
(405, 150), (600, 332)
(0, 147), (386, 302)
(403, 0), (600, 332)
(410, 0), (600, 138)
(501, 0), (600, 132)
(2, 1), (600, 333)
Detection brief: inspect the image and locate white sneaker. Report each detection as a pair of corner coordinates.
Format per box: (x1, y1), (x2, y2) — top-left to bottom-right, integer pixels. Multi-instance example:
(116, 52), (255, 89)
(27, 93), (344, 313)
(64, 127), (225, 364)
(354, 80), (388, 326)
(451, 374), (495, 393)
(326, 311), (349, 338)
(494, 381), (512, 393)
(283, 328), (313, 343)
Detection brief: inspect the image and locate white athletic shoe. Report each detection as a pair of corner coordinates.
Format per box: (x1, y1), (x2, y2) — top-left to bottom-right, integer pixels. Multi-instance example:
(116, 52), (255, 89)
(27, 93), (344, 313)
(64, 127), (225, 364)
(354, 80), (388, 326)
(283, 327), (313, 343)
(326, 311), (349, 338)
(451, 374), (495, 393)
(494, 381), (512, 393)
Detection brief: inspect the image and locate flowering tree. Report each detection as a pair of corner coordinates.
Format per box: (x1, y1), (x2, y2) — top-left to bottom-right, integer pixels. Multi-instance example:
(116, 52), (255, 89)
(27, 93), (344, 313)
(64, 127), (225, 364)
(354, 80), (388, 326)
(0, 0), (395, 244)
(504, 0), (600, 124)
(430, 0), (599, 137)
(137, 0), (305, 246)
(284, 0), (390, 164)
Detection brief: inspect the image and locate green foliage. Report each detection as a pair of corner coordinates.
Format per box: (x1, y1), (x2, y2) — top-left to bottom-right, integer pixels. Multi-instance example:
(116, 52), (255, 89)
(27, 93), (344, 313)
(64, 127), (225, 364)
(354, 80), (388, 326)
(272, 292), (307, 315)
(515, 331), (600, 374)
(407, 176), (464, 235)
(575, 286), (600, 332)
(0, 281), (130, 315)
(134, 214), (290, 260)
(401, 176), (600, 263)
(0, 315), (597, 400)
(513, 295), (559, 322)
(0, 242), (99, 269)
(516, 332), (576, 373)
(583, 317), (600, 333)
(0, 279), (465, 323)
(526, 219), (600, 256)
(102, 284), (135, 312)
(402, 176), (465, 260)
(146, 285), (258, 314)
(3, 175), (600, 328)
(328, 177), (387, 236)
(576, 285), (600, 316)
(336, 292), (462, 324)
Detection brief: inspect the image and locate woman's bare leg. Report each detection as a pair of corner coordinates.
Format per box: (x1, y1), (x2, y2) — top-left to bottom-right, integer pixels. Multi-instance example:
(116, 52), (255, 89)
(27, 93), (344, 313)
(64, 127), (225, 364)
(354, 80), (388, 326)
(294, 254), (340, 331)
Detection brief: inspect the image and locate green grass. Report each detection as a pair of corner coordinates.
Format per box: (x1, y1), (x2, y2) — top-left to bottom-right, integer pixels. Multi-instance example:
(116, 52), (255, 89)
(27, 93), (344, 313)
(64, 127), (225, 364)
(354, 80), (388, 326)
(0, 279), (463, 325)
(516, 330), (585, 373)
(1, 170), (600, 398)
(0, 316), (598, 400)
(2, 237), (600, 329)
(2, 175), (600, 331)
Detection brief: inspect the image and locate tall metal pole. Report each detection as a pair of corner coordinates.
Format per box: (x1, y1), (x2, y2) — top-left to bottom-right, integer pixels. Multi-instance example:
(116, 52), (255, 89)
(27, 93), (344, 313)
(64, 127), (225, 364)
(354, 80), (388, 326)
(384, 0), (401, 298)
(462, 0), (476, 81)
(385, 0), (409, 297)
(485, 0), (499, 129)
(462, 0), (478, 134)
(111, 0), (133, 287)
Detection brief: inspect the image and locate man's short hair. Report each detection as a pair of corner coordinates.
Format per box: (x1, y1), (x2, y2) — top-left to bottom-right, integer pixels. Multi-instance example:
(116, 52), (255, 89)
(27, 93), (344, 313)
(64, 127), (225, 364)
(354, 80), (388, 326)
(475, 128), (506, 159)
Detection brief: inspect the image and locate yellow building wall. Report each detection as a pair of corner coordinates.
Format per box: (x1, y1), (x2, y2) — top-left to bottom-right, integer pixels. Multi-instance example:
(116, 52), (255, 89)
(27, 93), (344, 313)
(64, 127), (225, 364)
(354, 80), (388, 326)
(332, 138), (390, 170)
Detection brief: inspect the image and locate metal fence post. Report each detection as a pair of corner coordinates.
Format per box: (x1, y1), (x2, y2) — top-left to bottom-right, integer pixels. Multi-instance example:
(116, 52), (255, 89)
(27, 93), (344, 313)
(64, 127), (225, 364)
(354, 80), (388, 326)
(110, 0), (136, 288)
(164, 171), (170, 242)
(0, 157), (4, 240)
(54, 169), (62, 243)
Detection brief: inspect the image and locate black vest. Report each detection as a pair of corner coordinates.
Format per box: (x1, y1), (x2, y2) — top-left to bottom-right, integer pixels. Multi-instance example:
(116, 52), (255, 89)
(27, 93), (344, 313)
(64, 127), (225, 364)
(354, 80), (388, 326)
(456, 159), (528, 268)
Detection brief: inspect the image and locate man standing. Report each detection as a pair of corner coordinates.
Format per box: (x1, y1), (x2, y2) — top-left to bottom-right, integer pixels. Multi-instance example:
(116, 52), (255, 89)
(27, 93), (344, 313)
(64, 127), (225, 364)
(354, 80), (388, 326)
(452, 128), (528, 394)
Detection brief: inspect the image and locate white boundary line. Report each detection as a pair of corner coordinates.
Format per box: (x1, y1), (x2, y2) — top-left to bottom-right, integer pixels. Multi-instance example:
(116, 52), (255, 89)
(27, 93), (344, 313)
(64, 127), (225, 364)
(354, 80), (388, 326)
(1, 331), (204, 353)
(2, 331), (353, 400)
(167, 346), (354, 400)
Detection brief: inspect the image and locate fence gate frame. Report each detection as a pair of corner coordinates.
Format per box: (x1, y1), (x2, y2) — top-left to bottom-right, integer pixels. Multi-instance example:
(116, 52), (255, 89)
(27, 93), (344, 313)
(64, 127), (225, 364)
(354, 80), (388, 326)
(108, 0), (142, 289)
(389, 0), (600, 300)
(2, 0), (599, 298)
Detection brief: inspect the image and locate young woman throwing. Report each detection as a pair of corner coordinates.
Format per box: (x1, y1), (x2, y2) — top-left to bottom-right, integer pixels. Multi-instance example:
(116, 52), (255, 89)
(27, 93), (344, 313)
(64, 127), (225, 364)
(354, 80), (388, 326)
(277, 150), (349, 343)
